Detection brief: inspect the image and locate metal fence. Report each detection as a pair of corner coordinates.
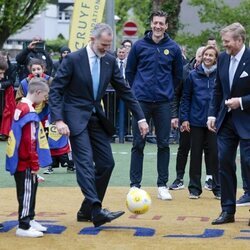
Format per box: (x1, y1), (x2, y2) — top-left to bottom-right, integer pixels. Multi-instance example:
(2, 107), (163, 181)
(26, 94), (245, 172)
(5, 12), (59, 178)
(103, 88), (179, 144)
(0, 87), (179, 144)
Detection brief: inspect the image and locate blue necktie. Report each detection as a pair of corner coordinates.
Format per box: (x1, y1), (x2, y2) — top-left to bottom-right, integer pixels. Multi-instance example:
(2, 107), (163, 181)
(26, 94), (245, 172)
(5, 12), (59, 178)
(229, 56), (237, 90)
(91, 56), (100, 99)
(119, 60), (123, 76)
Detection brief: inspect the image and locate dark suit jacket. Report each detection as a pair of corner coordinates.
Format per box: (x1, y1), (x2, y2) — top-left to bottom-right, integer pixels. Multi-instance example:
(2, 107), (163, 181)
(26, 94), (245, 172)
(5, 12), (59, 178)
(209, 47), (250, 139)
(49, 48), (145, 136)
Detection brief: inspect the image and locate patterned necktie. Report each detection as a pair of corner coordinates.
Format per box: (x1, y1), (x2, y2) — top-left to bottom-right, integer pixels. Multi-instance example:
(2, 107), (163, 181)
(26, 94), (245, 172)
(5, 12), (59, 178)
(91, 56), (100, 99)
(229, 56), (237, 89)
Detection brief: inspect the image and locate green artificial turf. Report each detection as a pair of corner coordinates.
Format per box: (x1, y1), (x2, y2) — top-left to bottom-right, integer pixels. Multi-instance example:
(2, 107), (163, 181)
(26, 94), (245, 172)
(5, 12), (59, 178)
(0, 141), (243, 190)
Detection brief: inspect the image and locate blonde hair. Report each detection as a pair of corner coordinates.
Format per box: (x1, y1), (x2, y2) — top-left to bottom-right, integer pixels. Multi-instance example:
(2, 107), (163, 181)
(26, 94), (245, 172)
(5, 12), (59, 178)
(28, 78), (49, 94)
(201, 45), (219, 58)
(220, 22), (246, 42)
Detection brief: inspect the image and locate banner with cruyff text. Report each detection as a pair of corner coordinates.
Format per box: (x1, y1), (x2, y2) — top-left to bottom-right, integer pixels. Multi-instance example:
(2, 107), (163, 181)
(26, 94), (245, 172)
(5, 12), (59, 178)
(68, 0), (106, 52)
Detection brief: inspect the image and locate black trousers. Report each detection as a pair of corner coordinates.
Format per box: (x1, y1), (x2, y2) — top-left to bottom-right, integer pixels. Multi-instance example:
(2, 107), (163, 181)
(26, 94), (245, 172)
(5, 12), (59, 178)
(130, 101), (171, 188)
(175, 131), (190, 179)
(188, 126), (220, 195)
(51, 153), (74, 168)
(175, 130), (213, 180)
(14, 169), (38, 229)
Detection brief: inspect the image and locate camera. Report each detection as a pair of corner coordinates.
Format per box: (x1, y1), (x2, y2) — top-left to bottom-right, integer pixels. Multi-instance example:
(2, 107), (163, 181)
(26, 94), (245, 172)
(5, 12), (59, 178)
(35, 42), (45, 50)
(23, 41), (45, 50)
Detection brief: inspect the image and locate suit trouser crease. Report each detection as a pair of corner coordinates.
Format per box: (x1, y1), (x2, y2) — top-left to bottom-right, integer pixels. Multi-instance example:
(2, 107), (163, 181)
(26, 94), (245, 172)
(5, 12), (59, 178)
(217, 113), (250, 213)
(70, 115), (114, 210)
(130, 101), (171, 187)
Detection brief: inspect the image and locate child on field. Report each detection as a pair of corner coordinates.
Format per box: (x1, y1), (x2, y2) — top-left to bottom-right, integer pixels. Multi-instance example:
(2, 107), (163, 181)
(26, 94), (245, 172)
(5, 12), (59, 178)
(16, 58), (75, 175)
(15, 58), (52, 128)
(6, 78), (52, 237)
(0, 55), (9, 230)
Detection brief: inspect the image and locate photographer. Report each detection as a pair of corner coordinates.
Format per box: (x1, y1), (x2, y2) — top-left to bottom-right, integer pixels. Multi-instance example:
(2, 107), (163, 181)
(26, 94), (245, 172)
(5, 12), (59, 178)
(16, 36), (53, 80)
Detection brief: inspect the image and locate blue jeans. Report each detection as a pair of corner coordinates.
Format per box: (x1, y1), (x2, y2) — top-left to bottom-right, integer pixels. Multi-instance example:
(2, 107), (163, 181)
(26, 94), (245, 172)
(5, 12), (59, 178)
(130, 101), (171, 187)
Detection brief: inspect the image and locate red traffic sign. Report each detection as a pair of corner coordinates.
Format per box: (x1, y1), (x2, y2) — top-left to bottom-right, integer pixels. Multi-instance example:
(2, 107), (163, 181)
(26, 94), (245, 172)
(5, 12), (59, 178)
(123, 21), (138, 36)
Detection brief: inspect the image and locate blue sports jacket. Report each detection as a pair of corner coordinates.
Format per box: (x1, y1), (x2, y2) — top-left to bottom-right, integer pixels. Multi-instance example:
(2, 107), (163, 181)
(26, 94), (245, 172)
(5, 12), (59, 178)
(180, 64), (217, 127)
(126, 31), (183, 102)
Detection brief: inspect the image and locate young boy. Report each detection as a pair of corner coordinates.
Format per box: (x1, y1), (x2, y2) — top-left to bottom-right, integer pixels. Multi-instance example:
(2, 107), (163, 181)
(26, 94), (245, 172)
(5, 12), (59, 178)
(0, 55), (8, 230)
(6, 78), (52, 237)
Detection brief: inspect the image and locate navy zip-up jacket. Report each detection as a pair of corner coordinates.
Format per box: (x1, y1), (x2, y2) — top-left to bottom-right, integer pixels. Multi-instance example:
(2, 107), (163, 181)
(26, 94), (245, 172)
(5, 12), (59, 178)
(180, 64), (216, 127)
(125, 31), (183, 102)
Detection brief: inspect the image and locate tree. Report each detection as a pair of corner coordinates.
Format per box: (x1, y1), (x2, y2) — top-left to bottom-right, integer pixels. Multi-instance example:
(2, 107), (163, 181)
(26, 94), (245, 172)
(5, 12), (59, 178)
(176, 0), (250, 56)
(0, 0), (48, 48)
(115, 0), (183, 40)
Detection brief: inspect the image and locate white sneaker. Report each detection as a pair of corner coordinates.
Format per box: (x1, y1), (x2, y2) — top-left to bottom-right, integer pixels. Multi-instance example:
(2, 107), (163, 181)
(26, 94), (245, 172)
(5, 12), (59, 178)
(37, 174), (45, 183)
(30, 220), (47, 232)
(158, 187), (172, 200)
(16, 227), (43, 237)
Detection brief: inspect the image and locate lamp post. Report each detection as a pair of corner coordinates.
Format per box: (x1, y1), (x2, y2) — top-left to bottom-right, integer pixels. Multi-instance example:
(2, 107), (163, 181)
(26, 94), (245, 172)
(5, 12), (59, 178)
(105, 0), (115, 51)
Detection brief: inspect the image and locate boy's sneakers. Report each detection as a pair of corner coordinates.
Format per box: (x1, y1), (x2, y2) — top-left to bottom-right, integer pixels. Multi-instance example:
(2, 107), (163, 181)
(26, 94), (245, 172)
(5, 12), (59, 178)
(67, 166), (76, 173)
(16, 227), (43, 238)
(43, 166), (54, 175)
(37, 174), (45, 183)
(30, 220), (47, 232)
(204, 178), (213, 191)
(157, 186), (172, 200)
(169, 179), (184, 190)
(236, 194), (250, 207)
(0, 223), (3, 229)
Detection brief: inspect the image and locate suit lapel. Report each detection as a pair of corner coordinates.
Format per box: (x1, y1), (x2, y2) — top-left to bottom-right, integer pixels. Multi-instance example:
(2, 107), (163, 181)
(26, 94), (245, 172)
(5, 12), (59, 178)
(231, 48), (249, 91)
(98, 56), (110, 98)
(80, 48), (95, 98)
(222, 54), (231, 95)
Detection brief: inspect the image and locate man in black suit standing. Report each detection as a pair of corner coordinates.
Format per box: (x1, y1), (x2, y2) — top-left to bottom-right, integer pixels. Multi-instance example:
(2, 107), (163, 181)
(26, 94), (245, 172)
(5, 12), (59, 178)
(207, 22), (250, 225)
(49, 23), (149, 227)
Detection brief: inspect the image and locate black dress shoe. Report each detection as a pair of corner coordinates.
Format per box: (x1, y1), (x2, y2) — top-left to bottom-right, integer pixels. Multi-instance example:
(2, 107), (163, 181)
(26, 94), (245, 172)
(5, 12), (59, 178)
(77, 210), (92, 222)
(92, 209), (125, 227)
(103, 209), (125, 220)
(212, 211), (235, 225)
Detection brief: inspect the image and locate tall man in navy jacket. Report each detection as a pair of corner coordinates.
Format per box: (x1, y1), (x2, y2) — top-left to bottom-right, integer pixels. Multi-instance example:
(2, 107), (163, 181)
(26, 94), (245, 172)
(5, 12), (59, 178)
(49, 23), (149, 227)
(207, 22), (250, 225)
(126, 10), (183, 200)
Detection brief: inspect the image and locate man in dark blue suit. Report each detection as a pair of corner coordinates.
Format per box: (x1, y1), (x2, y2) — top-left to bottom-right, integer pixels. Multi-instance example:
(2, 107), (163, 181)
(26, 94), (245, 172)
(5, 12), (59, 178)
(49, 23), (149, 227)
(207, 22), (250, 225)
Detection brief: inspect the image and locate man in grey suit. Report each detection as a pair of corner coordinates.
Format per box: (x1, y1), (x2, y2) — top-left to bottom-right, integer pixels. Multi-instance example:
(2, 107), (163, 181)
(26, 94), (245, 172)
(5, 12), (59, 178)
(207, 22), (250, 225)
(49, 23), (149, 227)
